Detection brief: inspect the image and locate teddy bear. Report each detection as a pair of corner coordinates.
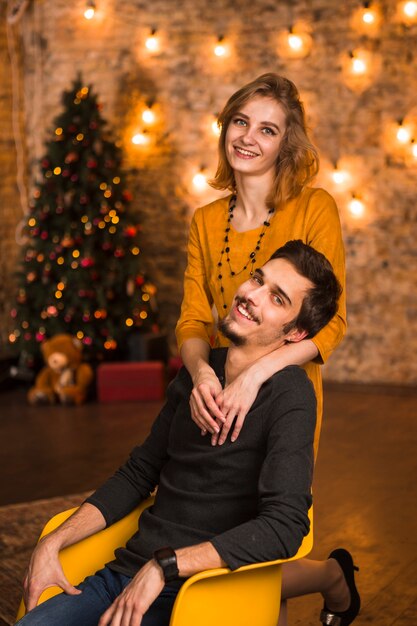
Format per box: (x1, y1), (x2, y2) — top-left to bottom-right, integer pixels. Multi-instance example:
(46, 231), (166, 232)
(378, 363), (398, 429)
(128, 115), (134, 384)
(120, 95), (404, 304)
(27, 333), (94, 406)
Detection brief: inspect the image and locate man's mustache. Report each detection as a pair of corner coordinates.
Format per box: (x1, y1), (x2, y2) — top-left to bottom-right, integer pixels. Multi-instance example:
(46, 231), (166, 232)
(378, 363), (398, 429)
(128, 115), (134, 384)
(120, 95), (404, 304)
(234, 296), (260, 324)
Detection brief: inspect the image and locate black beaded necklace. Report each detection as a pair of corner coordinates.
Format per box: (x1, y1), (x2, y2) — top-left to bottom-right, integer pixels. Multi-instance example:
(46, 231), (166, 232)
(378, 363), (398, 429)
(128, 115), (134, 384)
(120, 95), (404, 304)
(217, 194), (275, 311)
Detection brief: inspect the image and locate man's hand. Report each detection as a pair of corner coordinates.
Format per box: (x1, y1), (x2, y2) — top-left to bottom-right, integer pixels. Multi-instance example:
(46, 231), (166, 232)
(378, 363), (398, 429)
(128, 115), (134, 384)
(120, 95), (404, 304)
(212, 367), (262, 445)
(98, 560), (164, 626)
(23, 537), (81, 612)
(190, 367), (225, 435)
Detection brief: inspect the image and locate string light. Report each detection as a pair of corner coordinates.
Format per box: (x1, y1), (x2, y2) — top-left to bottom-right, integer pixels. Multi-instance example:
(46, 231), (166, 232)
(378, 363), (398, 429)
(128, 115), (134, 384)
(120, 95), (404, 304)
(211, 115), (221, 137)
(348, 195), (365, 218)
(132, 131), (149, 146)
(412, 141), (417, 159)
(278, 24), (312, 59)
(403, 1), (417, 19)
(214, 36), (227, 57)
(142, 107), (156, 125)
(84, 0), (96, 20)
(192, 169), (209, 191)
(288, 33), (303, 51)
(350, 51), (367, 75)
(331, 166), (350, 186)
(396, 121), (412, 144)
(145, 29), (159, 53)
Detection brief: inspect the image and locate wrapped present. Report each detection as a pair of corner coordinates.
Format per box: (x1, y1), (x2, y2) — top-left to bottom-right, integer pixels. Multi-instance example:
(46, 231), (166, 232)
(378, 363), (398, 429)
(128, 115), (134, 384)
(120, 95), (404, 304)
(97, 361), (165, 402)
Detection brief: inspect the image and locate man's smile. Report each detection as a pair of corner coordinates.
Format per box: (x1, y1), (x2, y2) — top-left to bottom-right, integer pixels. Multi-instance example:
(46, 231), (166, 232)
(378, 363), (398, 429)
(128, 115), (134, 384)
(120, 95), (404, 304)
(234, 298), (259, 323)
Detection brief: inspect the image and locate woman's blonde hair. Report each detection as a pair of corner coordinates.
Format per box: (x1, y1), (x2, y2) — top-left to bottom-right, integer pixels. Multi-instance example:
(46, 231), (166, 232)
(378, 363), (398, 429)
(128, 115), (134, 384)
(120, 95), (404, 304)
(209, 73), (319, 209)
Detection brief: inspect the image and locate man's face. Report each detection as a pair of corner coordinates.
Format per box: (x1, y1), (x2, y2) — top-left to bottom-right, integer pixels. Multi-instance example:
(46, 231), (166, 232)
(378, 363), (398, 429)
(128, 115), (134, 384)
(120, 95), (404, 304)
(220, 258), (313, 348)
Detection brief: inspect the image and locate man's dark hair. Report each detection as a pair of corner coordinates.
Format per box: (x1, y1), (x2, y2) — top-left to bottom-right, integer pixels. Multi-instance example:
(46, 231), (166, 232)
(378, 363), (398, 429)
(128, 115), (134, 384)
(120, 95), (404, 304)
(269, 240), (342, 339)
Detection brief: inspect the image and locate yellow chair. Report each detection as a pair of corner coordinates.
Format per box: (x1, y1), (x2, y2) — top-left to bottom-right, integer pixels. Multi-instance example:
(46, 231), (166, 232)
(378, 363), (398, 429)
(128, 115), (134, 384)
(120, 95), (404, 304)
(16, 497), (313, 626)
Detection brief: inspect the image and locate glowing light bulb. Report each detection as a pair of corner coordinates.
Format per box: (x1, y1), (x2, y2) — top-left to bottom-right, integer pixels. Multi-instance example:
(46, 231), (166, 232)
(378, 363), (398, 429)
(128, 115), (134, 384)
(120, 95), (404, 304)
(396, 125), (411, 144)
(84, 1), (96, 19)
(348, 197), (365, 218)
(362, 10), (375, 23)
(404, 1), (417, 18)
(332, 169), (348, 185)
(192, 172), (208, 191)
(146, 31), (159, 53)
(132, 132), (149, 146)
(214, 37), (227, 57)
(211, 118), (221, 136)
(352, 57), (367, 74)
(288, 33), (303, 50)
(142, 108), (155, 124)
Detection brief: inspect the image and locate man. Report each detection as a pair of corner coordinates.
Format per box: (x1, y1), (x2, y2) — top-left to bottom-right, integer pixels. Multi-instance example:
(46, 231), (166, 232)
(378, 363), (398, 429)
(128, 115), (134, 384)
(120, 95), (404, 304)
(19, 240), (342, 626)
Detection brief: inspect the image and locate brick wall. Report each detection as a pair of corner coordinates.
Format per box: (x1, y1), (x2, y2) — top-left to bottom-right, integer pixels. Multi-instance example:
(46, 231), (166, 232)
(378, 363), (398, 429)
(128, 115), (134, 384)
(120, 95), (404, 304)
(1, 0), (417, 384)
(0, 3), (23, 355)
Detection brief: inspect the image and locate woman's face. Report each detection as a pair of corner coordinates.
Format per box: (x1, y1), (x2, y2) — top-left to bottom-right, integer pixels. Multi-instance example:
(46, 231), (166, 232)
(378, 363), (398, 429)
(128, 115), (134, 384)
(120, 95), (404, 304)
(225, 95), (287, 180)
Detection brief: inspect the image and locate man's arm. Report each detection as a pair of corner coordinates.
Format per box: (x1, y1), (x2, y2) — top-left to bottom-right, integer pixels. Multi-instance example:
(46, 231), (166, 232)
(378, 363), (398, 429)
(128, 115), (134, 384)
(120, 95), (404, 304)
(23, 503), (106, 612)
(98, 542), (225, 626)
(24, 370), (189, 615)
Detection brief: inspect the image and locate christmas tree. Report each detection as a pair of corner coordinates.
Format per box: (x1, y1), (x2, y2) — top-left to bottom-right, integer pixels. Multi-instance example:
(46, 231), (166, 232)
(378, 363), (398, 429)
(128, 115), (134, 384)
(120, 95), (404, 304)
(10, 77), (159, 369)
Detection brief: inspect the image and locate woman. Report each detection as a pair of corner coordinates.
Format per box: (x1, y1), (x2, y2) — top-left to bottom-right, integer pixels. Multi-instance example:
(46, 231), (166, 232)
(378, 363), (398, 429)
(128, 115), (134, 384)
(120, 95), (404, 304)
(176, 73), (346, 452)
(176, 74), (353, 626)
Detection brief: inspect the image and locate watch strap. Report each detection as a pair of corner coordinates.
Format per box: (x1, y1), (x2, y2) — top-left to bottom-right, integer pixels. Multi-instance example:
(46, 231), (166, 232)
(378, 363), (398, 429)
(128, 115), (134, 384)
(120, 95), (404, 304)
(153, 546), (179, 582)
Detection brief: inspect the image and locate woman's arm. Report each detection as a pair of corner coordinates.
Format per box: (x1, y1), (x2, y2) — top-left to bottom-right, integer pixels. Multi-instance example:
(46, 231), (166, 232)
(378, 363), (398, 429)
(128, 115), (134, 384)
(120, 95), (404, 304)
(180, 338), (225, 434)
(214, 340), (318, 444)
(176, 209), (226, 433)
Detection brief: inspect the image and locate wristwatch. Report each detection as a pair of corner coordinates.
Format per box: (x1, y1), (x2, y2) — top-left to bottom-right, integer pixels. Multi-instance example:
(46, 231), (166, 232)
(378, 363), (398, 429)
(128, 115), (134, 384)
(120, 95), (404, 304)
(153, 546), (179, 582)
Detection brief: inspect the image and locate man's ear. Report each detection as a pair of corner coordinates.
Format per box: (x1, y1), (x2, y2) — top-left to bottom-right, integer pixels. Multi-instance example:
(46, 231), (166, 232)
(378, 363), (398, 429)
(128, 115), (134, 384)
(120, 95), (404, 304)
(285, 328), (308, 344)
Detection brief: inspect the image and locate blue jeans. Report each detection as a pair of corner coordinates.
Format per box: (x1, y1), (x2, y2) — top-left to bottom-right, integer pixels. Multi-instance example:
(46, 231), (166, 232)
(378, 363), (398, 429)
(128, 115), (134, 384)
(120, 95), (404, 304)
(16, 566), (179, 626)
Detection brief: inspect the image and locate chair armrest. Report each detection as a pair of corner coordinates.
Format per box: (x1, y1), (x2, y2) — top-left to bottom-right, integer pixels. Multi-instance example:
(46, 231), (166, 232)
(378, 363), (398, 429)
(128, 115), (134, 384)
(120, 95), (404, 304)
(15, 496), (155, 622)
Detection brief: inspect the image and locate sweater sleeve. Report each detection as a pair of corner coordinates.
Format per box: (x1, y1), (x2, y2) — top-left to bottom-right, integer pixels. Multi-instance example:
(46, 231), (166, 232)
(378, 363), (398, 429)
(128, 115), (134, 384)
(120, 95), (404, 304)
(175, 208), (214, 349)
(305, 189), (347, 363)
(210, 368), (315, 570)
(85, 370), (189, 526)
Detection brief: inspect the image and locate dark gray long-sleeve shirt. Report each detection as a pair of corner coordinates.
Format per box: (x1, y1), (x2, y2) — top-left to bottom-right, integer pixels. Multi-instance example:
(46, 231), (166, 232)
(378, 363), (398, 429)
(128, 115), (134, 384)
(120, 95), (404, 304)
(86, 348), (316, 578)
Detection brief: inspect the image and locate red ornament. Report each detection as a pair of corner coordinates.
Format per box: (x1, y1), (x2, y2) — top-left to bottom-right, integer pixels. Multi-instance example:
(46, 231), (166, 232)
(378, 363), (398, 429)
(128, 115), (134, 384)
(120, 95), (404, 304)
(81, 257), (95, 268)
(65, 152), (79, 164)
(124, 226), (137, 238)
(40, 231), (49, 240)
(122, 190), (133, 202)
(135, 275), (145, 286)
(114, 248), (125, 258)
(87, 159), (97, 169)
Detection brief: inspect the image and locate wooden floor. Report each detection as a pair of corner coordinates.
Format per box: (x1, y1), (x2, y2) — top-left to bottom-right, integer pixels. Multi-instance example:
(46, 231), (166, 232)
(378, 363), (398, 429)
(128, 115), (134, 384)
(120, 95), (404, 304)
(1, 381), (417, 625)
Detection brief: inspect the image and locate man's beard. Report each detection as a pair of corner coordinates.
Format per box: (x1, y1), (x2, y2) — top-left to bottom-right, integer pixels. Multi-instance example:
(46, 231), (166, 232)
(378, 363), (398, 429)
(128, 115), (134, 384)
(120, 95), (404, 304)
(218, 316), (247, 346)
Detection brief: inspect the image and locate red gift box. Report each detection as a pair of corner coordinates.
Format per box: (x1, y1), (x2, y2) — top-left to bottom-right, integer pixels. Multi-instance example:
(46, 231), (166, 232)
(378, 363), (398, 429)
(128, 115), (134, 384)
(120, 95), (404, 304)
(96, 361), (165, 402)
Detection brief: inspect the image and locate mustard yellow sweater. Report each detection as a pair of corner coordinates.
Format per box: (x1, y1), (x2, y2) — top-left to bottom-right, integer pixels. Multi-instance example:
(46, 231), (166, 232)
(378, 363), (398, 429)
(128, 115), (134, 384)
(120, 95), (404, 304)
(176, 187), (347, 454)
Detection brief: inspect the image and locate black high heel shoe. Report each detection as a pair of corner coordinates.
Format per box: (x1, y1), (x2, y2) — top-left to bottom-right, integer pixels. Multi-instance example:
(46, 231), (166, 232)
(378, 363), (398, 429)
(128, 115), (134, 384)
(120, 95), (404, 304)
(320, 548), (361, 626)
